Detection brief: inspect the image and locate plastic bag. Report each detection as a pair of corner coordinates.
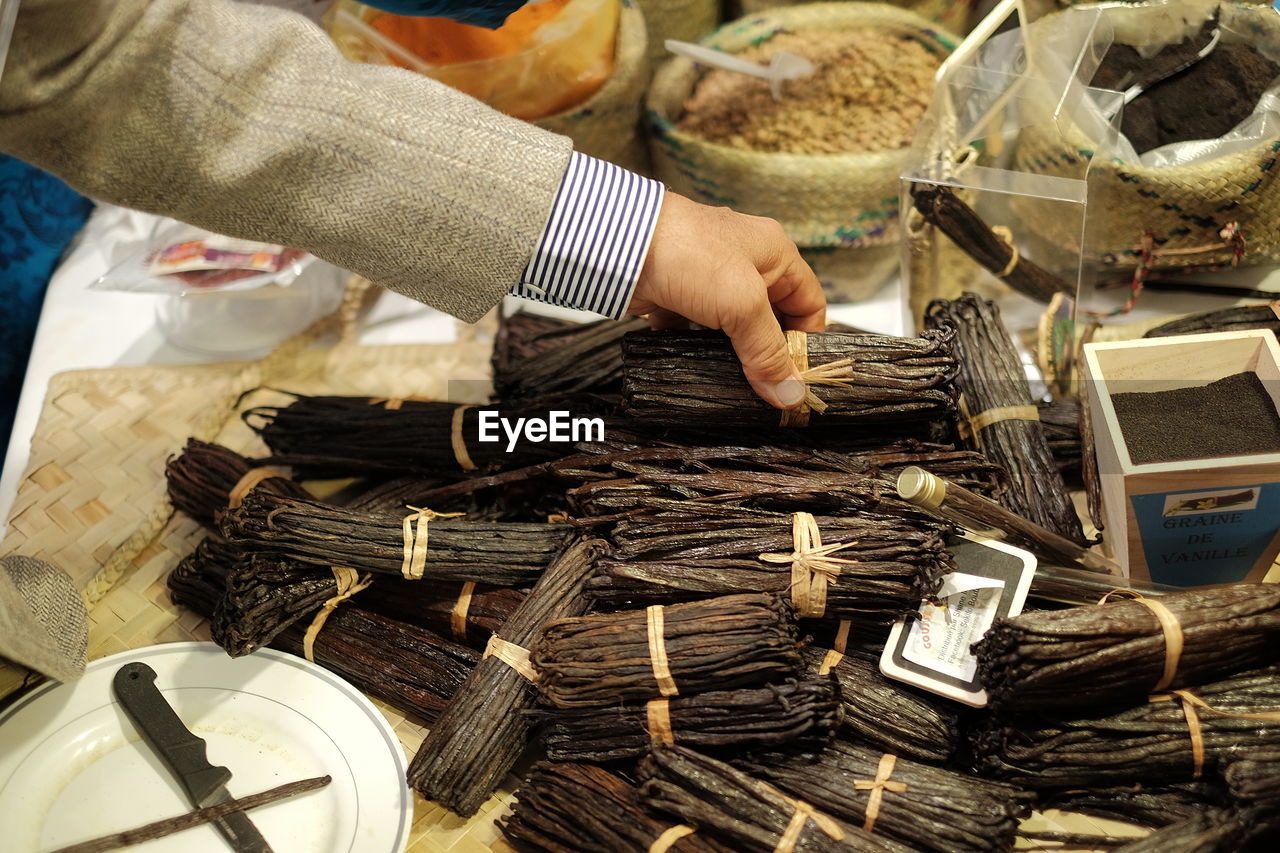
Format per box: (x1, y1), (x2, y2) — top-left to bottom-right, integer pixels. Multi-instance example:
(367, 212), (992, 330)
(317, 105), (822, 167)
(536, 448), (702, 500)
(324, 0), (618, 120)
(1028, 0), (1280, 169)
(91, 217), (313, 295)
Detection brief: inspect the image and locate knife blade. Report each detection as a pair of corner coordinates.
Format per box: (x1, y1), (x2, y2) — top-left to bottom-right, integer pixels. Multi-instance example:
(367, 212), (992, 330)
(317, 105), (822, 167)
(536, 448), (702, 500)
(113, 662), (274, 853)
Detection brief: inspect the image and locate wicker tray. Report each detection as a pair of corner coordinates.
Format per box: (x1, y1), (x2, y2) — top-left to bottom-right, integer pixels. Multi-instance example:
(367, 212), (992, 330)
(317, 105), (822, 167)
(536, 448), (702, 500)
(0, 305), (519, 852)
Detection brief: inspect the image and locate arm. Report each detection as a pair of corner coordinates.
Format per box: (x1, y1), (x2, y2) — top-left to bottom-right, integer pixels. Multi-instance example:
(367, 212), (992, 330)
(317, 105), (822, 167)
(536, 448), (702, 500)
(0, 0), (570, 322)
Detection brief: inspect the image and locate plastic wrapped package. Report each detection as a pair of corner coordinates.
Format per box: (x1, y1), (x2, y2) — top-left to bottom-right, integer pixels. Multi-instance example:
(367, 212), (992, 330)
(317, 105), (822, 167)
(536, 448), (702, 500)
(325, 0), (619, 120)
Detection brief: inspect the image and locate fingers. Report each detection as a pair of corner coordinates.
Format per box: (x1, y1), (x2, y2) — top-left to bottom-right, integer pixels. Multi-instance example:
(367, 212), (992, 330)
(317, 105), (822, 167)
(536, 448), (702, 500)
(743, 217), (827, 332)
(722, 285), (807, 410)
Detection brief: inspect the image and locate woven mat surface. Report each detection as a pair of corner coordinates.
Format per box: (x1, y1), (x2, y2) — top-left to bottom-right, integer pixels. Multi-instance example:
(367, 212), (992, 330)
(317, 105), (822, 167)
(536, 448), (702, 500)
(0, 318), (522, 852)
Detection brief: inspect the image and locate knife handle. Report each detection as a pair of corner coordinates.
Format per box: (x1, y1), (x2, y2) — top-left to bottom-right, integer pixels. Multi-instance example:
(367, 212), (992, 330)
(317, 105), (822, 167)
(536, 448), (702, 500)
(112, 662), (233, 805)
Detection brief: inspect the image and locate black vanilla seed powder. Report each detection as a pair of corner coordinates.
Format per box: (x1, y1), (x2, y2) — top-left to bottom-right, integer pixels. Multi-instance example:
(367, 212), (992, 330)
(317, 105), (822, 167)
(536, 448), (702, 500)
(1110, 372), (1280, 465)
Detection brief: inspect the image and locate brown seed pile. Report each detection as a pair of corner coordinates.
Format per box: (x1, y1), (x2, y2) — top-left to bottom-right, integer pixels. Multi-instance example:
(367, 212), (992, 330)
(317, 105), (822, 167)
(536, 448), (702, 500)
(677, 29), (940, 155)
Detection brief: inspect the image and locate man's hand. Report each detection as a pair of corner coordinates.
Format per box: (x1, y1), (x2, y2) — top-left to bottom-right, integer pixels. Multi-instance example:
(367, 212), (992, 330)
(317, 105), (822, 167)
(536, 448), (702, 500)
(628, 192), (827, 410)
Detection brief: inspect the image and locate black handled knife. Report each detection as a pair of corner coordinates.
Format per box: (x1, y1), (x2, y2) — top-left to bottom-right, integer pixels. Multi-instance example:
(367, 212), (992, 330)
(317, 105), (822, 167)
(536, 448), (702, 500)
(113, 662), (274, 853)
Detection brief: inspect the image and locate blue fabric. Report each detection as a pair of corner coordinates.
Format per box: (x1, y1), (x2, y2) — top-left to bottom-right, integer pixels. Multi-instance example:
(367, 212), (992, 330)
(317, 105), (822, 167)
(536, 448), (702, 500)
(0, 156), (94, 445)
(361, 0), (527, 28)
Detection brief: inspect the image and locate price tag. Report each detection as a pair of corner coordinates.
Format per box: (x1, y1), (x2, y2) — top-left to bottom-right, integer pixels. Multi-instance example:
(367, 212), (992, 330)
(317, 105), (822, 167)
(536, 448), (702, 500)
(880, 532), (1034, 707)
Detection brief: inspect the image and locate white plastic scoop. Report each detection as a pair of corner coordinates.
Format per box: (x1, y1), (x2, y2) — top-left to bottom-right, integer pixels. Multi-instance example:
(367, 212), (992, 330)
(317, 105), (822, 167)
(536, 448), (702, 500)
(665, 38), (816, 101)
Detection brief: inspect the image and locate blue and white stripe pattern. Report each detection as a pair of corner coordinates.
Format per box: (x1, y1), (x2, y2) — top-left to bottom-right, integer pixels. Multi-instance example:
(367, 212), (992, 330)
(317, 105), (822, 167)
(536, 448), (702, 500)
(511, 152), (665, 319)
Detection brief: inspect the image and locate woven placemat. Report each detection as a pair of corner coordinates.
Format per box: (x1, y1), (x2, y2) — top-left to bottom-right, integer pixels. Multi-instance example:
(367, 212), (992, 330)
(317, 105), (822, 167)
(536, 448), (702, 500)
(0, 301), (517, 851)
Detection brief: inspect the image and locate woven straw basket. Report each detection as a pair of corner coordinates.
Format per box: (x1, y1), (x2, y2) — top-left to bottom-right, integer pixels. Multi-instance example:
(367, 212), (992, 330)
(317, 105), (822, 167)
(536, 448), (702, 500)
(635, 0), (720, 77)
(738, 0), (972, 33)
(0, 290), (526, 851)
(536, 0), (651, 173)
(646, 4), (957, 250)
(1012, 1), (1280, 271)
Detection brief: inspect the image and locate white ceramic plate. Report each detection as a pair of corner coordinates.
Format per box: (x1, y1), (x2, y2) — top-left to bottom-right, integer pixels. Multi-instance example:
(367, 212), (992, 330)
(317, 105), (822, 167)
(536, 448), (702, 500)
(0, 642), (411, 852)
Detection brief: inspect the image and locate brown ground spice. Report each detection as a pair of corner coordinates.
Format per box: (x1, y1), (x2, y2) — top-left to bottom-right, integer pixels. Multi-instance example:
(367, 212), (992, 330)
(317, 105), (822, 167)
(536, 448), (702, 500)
(1094, 30), (1280, 154)
(676, 29), (940, 155)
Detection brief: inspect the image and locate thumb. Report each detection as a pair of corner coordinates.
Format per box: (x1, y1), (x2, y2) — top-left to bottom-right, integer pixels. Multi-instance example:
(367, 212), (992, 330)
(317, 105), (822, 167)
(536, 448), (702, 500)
(724, 294), (807, 410)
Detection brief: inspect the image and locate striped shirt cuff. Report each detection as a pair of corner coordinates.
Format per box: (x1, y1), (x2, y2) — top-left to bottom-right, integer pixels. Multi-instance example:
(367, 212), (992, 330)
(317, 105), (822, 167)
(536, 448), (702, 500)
(511, 152), (665, 320)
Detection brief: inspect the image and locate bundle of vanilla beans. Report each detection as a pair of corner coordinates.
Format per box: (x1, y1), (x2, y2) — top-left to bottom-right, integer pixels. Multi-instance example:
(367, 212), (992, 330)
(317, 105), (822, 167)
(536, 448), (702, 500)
(500, 762), (733, 853)
(407, 538), (602, 817)
(587, 506), (949, 625)
(1111, 808), (1252, 853)
(971, 663), (1280, 787)
(1039, 783), (1227, 829)
(533, 594), (801, 708)
(218, 490), (571, 585)
(166, 439), (312, 529)
(494, 313), (648, 400)
(541, 676), (840, 762)
(740, 739), (1033, 853)
(206, 544), (521, 655)
(1145, 303), (1280, 340)
(927, 294), (1085, 544)
(1038, 398), (1082, 476)
(799, 646), (959, 761)
(168, 538), (477, 722)
(639, 744), (911, 853)
(243, 394), (602, 478)
(621, 329), (957, 428)
(910, 185), (1074, 303)
(974, 585), (1280, 708)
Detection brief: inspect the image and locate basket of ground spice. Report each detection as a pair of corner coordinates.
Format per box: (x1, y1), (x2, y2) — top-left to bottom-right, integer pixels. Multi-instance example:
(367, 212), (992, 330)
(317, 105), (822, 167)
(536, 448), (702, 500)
(738, 0), (972, 34)
(1012, 0), (1280, 272)
(326, 0), (651, 171)
(646, 3), (956, 298)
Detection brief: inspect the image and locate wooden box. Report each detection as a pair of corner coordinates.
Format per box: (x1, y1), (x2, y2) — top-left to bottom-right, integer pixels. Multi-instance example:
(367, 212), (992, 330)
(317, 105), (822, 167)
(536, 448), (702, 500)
(1082, 330), (1280, 586)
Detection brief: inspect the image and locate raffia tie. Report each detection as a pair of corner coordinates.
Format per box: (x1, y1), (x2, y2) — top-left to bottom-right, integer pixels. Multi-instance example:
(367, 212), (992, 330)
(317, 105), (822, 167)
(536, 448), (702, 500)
(854, 753), (908, 833)
(956, 394), (1039, 450)
(646, 605), (679, 697)
(779, 330), (856, 427)
(990, 226), (1020, 278)
(759, 512), (860, 618)
(368, 395), (431, 410)
(1150, 689), (1280, 780)
(302, 567), (373, 663)
(770, 787), (844, 853)
(646, 698), (676, 745)
(648, 825), (695, 853)
(227, 466), (291, 509)
(450, 581), (475, 639)
(817, 619), (853, 675)
(483, 634), (537, 682)
(400, 506), (464, 580)
(1101, 590), (1183, 692)
(451, 405), (478, 472)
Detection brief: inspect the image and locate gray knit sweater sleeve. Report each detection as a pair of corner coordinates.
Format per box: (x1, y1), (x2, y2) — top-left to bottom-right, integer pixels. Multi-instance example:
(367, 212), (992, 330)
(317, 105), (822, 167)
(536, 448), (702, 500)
(0, 0), (574, 322)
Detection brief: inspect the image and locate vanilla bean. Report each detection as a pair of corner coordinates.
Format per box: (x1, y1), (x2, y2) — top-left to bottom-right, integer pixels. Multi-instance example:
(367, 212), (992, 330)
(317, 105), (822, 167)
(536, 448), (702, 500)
(1040, 783), (1228, 829)
(926, 294), (1085, 544)
(587, 506), (949, 624)
(1144, 303), (1280, 341)
(52, 775), (332, 853)
(532, 593), (802, 709)
(494, 313), (647, 400)
(500, 762), (733, 853)
(910, 185), (1073, 302)
(1110, 808), (1249, 853)
(971, 664), (1280, 788)
(218, 490), (571, 584)
(244, 394), (603, 478)
(974, 585), (1280, 709)
(540, 676), (841, 762)
(799, 646), (959, 761)
(165, 439), (310, 529)
(621, 329), (956, 428)
(639, 744), (913, 853)
(739, 739), (1033, 853)
(407, 537), (603, 816)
